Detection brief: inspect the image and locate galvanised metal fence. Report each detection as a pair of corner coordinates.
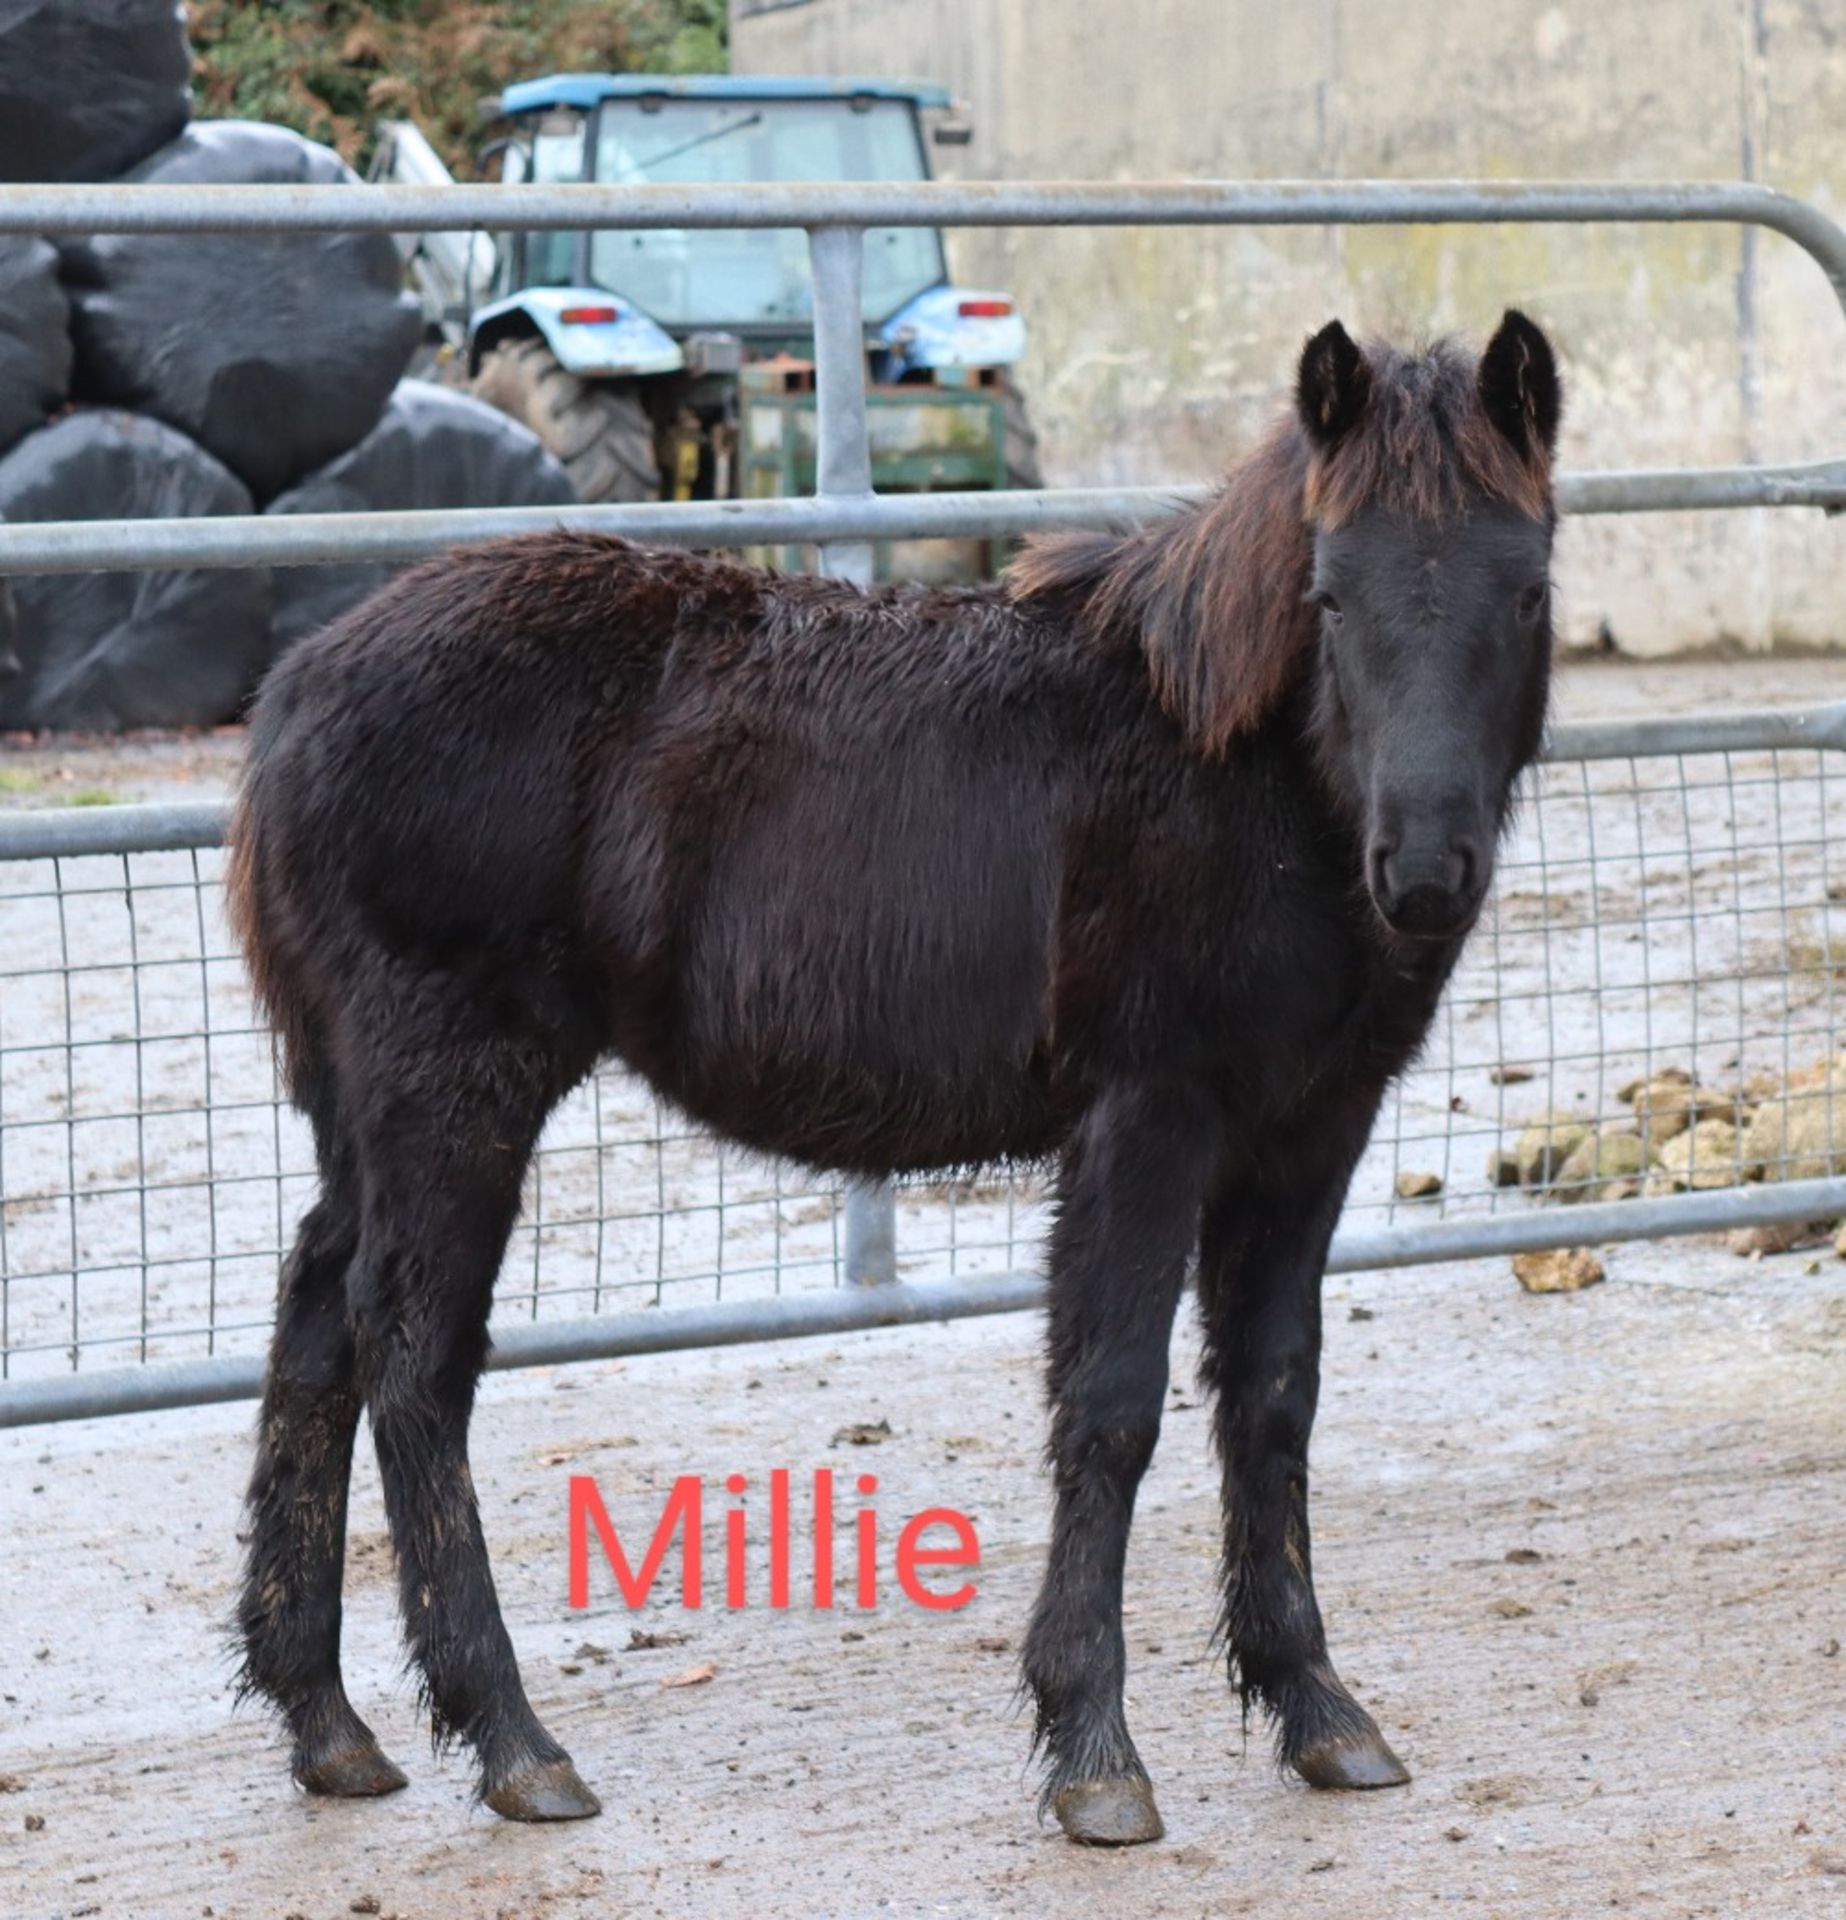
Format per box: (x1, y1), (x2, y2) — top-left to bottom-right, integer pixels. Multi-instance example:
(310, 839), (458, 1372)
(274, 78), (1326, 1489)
(1, 178), (1844, 1426)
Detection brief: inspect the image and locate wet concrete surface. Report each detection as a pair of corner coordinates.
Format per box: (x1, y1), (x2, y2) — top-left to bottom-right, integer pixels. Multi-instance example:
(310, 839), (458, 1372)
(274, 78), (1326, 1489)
(2, 1237), (1841, 1918)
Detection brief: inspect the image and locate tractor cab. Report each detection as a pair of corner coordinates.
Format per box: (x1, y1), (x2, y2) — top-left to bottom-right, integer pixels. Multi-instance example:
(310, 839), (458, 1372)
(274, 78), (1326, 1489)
(439, 74), (1036, 572)
(486, 77), (958, 344)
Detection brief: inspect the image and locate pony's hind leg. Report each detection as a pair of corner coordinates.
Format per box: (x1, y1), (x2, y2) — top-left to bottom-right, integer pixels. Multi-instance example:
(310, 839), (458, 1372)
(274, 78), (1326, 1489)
(342, 992), (599, 1821)
(1022, 1082), (1219, 1847)
(237, 1070), (404, 1797)
(1197, 1143), (1410, 1792)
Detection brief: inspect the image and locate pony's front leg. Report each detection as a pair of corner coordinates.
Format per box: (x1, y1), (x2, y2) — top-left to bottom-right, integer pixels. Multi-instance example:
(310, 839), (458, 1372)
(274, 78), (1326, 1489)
(1197, 1126), (1410, 1791)
(1023, 1081), (1220, 1846)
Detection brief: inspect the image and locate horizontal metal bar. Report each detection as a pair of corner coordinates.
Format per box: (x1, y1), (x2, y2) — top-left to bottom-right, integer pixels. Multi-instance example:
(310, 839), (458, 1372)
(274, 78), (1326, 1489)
(0, 456), (1841, 582)
(1325, 1173), (1846, 1272)
(0, 177), (1834, 265)
(0, 1352), (265, 1425)
(8, 1171), (1844, 1426)
(489, 1271), (1044, 1365)
(0, 1273), (1048, 1428)
(0, 491), (1164, 574)
(0, 696), (1843, 866)
(1, 182), (1839, 352)
(0, 800), (232, 858)
(1561, 459), (1846, 513)
(1547, 699), (1846, 760)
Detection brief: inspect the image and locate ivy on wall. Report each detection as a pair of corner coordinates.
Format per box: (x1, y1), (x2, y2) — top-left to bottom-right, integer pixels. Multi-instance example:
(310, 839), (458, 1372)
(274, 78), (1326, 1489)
(187, 1), (728, 173)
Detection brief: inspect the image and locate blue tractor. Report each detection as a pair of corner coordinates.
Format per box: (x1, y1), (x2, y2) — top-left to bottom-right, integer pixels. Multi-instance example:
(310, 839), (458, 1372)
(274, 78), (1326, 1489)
(386, 75), (1039, 574)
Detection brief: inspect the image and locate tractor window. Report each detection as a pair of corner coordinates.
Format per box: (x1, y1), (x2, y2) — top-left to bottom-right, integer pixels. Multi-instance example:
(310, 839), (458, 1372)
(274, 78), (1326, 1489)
(587, 99), (945, 329)
(521, 119), (587, 287)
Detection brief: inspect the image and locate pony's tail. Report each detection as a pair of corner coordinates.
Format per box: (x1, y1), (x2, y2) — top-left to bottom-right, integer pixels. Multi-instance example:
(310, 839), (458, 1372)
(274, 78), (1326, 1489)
(225, 757), (317, 1106)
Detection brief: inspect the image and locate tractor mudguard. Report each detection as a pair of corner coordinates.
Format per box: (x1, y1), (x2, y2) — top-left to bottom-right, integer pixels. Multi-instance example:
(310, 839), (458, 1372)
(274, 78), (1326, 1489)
(469, 289), (684, 380)
(879, 286), (1026, 375)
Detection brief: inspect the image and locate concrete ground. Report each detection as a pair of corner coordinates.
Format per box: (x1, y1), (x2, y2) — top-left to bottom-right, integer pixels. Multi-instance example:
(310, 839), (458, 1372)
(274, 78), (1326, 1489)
(1, 1234), (1842, 1920)
(1, 657), (1842, 1919)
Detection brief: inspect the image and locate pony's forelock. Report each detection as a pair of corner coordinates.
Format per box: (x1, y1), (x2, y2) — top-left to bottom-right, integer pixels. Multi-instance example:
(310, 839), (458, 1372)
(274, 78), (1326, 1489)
(1304, 337), (1554, 529)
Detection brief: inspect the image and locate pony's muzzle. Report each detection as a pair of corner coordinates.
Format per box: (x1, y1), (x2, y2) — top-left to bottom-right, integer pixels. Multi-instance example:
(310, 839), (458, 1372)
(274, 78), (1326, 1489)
(1367, 836), (1481, 939)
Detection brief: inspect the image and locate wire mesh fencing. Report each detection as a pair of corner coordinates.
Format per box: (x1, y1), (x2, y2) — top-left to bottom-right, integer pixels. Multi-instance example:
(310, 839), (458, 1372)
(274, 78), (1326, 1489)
(4, 174), (1846, 1425)
(0, 833), (1052, 1386)
(2, 711), (1844, 1399)
(1357, 732), (1846, 1229)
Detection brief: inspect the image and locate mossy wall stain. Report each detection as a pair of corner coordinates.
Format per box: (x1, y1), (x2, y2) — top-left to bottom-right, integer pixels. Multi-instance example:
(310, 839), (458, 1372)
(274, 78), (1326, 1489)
(736, 0), (1844, 652)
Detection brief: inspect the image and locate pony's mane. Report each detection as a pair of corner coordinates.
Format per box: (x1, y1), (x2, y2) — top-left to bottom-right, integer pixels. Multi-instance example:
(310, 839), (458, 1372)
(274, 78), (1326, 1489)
(1006, 427), (1315, 757)
(1006, 335), (1555, 756)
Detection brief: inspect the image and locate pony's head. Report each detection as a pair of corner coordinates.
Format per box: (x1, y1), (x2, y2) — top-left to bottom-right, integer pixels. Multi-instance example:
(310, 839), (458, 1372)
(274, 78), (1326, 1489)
(1297, 312), (1560, 941)
(1006, 310), (1561, 943)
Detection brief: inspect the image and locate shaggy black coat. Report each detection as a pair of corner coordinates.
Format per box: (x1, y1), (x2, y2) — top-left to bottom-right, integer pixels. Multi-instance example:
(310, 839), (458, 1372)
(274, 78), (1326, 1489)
(228, 311), (1562, 1839)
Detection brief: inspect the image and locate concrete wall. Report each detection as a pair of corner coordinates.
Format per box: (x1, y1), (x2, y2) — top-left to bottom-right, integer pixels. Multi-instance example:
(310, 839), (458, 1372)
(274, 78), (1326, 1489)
(731, 0), (1846, 654)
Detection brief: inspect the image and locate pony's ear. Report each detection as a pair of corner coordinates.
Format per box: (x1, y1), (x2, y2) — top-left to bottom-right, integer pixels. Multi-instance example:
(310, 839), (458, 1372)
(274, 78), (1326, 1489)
(1296, 320), (1371, 450)
(1478, 309), (1561, 462)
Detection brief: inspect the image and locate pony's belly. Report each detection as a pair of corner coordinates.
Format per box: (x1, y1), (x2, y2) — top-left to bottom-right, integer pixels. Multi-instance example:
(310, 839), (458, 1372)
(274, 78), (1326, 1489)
(584, 714), (1066, 1173)
(653, 953), (1063, 1176)
(666, 1051), (1065, 1177)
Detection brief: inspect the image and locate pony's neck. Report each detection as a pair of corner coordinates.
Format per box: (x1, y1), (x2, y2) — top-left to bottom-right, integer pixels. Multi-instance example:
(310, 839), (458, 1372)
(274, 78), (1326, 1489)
(1134, 426), (1321, 753)
(1009, 422), (1320, 756)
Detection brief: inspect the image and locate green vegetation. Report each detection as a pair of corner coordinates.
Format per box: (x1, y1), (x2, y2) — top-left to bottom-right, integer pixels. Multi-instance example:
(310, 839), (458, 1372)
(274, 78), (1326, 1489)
(0, 769), (120, 805)
(188, 1), (728, 174)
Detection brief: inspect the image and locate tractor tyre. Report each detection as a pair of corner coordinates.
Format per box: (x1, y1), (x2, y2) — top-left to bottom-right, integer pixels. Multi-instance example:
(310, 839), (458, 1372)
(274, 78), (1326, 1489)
(999, 375), (1043, 491)
(471, 337), (661, 503)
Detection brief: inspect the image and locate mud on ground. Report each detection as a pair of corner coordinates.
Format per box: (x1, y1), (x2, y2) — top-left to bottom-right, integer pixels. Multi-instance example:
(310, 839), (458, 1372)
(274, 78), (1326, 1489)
(1, 1235), (1842, 1920)
(1, 659), (1842, 1919)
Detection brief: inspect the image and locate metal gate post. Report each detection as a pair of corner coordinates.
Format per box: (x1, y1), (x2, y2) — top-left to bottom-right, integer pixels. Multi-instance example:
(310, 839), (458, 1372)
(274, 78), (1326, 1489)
(808, 222), (899, 1286)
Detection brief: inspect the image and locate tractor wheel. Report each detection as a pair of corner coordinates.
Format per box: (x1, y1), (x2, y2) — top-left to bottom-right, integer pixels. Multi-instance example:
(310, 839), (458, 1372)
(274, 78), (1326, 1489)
(999, 376), (1043, 490)
(471, 337), (661, 503)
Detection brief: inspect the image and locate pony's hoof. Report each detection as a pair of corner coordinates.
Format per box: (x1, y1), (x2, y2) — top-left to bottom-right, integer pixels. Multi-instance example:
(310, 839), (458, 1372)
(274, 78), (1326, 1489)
(1292, 1728), (1411, 1791)
(295, 1740), (410, 1799)
(484, 1758), (602, 1822)
(1052, 1776), (1166, 1846)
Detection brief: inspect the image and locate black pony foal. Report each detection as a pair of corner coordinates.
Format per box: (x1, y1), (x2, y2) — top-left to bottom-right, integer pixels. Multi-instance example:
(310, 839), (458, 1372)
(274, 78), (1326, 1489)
(228, 312), (1561, 1842)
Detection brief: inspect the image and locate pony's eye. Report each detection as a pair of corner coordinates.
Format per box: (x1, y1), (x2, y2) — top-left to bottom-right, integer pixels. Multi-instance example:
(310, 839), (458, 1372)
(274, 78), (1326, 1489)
(1516, 582), (1548, 624)
(1311, 590), (1343, 623)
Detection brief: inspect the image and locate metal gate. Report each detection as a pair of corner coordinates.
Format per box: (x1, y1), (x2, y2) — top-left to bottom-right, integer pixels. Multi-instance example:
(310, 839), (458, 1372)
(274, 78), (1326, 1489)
(2, 177), (1844, 1426)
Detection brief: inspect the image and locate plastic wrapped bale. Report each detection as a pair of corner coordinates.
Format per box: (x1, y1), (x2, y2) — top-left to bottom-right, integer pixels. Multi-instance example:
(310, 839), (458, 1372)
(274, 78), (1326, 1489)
(0, 0), (191, 183)
(0, 410), (274, 732)
(0, 237), (69, 455)
(61, 121), (423, 502)
(266, 380), (577, 650)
